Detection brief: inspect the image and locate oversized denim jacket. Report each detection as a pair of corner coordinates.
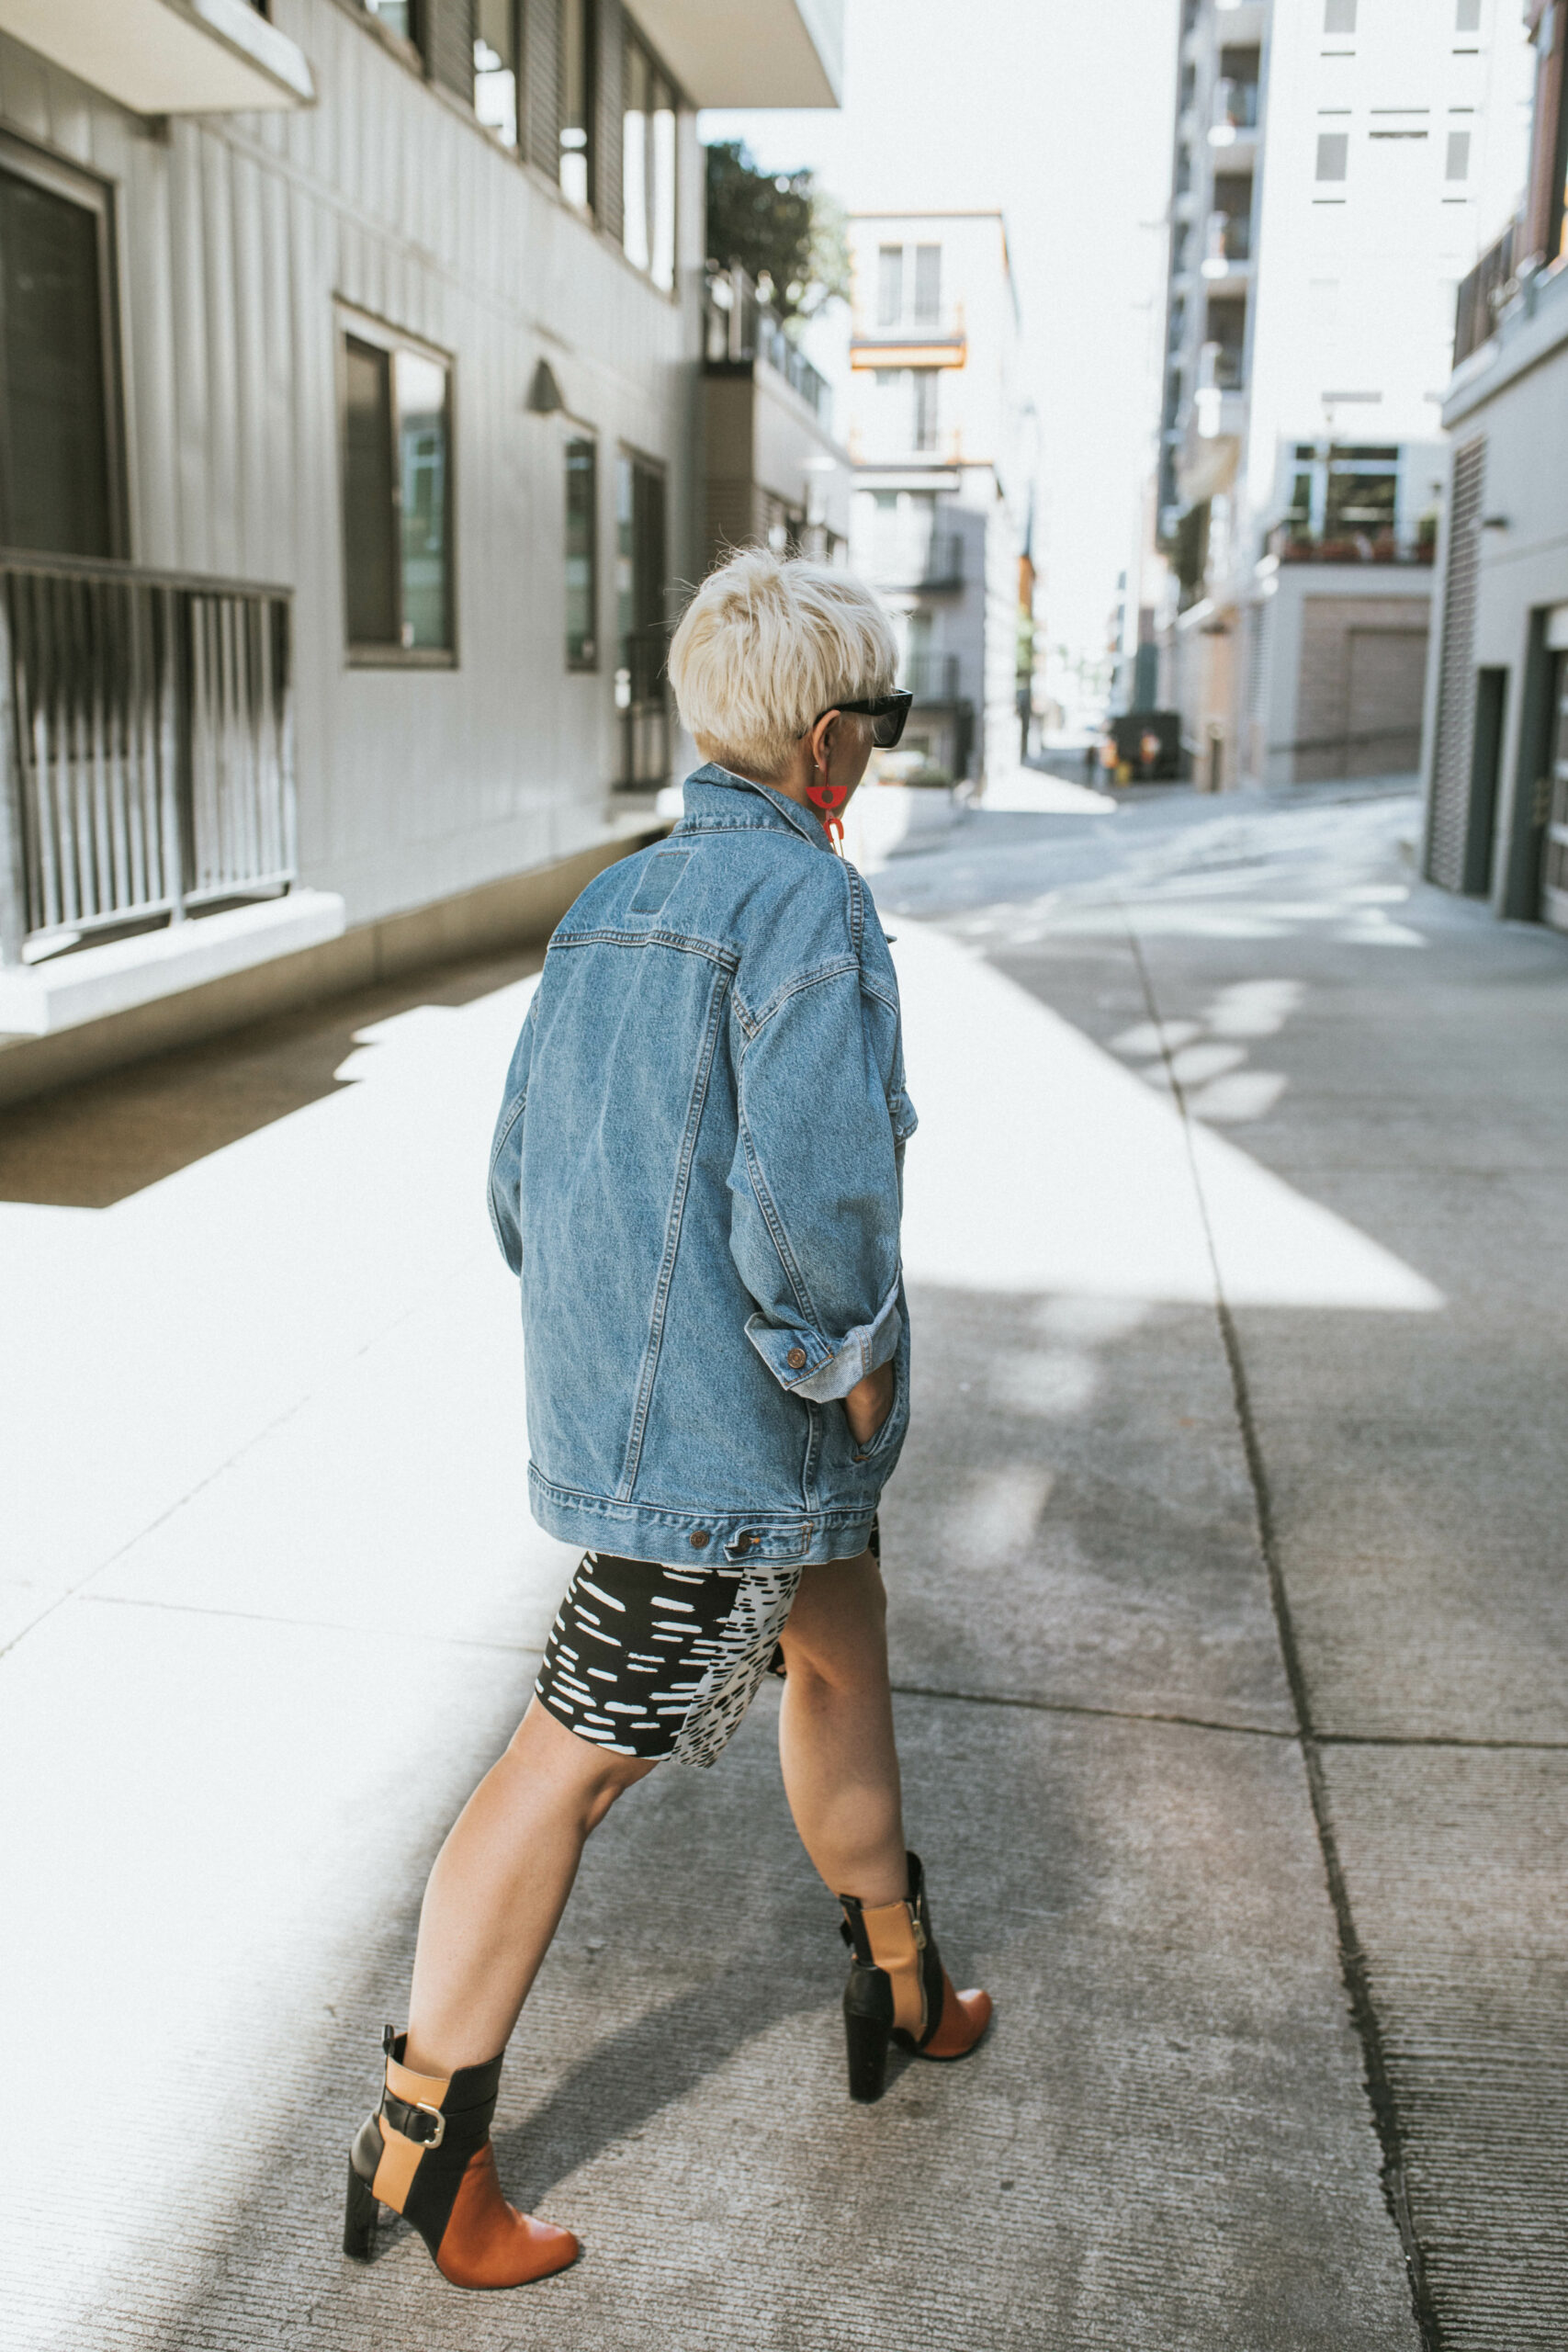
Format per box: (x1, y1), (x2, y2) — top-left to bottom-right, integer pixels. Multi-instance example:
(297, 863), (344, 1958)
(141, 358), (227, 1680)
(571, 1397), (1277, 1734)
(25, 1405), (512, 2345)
(488, 763), (917, 1569)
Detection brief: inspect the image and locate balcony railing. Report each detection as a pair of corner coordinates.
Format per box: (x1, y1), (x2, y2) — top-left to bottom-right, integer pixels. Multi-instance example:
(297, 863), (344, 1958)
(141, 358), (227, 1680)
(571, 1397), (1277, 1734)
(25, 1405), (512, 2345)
(864, 532), (965, 592)
(703, 266), (831, 426)
(1453, 220), (1517, 368)
(0, 553), (295, 967)
(905, 652), (961, 700)
(1211, 76), (1259, 136)
(1270, 526), (1436, 568)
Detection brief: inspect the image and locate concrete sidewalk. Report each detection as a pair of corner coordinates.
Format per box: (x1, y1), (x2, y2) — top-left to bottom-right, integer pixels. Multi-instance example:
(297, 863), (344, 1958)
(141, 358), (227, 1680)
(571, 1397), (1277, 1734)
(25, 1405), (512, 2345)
(3, 784), (1560, 2348)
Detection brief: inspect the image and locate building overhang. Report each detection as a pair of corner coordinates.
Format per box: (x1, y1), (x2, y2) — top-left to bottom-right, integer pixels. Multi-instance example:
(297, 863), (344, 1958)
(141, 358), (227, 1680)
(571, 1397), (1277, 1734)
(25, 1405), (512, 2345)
(852, 469), (962, 494)
(0, 0), (316, 115)
(1176, 432), (1240, 509)
(634, 0), (841, 106)
(851, 338), (967, 370)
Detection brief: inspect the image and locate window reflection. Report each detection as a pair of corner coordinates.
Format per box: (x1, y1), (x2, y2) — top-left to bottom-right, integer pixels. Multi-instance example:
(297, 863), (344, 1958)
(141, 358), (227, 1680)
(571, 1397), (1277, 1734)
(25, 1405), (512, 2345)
(622, 23), (677, 290)
(396, 350), (450, 650)
(473, 0), (519, 148)
(560, 0), (593, 210)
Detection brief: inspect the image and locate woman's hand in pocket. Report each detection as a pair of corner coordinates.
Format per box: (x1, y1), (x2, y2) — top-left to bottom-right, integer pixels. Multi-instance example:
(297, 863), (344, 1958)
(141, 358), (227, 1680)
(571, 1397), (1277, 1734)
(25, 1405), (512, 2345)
(844, 1360), (895, 1448)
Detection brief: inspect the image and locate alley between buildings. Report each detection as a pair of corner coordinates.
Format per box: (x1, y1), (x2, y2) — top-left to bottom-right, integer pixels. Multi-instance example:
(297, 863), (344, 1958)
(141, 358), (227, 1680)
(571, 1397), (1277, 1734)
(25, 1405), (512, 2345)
(3, 781), (1563, 2351)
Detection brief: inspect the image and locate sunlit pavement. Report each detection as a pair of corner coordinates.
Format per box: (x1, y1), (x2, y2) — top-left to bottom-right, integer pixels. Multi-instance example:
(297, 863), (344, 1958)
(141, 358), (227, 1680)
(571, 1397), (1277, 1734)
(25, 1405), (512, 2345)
(4, 780), (1563, 2349)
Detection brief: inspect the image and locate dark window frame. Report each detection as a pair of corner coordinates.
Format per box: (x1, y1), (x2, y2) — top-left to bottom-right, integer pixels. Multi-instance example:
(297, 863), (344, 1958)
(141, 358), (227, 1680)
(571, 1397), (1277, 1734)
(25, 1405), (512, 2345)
(0, 130), (127, 560)
(335, 305), (457, 669)
(614, 441), (669, 787)
(564, 431), (598, 671)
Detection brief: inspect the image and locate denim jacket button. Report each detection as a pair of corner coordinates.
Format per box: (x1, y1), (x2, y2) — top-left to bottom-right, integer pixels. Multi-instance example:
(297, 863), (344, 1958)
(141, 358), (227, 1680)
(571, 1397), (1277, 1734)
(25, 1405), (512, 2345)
(786, 1347), (807, 1369)
(690, 1528), (710, 1549)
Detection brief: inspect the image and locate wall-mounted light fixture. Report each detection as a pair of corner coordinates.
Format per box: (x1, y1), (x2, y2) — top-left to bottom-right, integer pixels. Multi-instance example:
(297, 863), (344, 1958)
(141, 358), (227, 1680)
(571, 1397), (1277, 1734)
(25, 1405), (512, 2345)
(526, 358), (564, 414)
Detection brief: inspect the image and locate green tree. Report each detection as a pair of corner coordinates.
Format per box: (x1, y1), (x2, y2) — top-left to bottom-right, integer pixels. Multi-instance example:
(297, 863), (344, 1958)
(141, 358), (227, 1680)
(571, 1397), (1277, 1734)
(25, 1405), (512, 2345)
(705, 141), (849, 328)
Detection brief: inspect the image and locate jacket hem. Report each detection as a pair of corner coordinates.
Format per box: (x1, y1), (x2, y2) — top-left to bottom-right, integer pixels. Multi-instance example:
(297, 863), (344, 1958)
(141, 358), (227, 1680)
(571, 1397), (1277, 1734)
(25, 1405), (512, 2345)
(528, 1466), (884, 1569)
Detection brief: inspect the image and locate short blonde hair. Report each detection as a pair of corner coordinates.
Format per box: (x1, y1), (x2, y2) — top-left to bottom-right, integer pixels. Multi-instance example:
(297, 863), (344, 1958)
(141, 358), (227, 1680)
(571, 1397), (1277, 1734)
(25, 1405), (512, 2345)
(669, 548), (897, 780)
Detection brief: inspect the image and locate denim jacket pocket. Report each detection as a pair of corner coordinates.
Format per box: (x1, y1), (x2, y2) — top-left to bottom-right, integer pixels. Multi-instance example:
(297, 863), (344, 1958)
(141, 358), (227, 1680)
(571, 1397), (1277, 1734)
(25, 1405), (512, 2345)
(851, 1315), (911, 1466)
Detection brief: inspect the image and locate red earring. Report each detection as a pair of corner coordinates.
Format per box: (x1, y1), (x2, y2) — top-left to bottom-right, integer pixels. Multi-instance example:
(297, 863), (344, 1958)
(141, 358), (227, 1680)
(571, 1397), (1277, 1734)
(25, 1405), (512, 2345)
(806, 768), (848, 852)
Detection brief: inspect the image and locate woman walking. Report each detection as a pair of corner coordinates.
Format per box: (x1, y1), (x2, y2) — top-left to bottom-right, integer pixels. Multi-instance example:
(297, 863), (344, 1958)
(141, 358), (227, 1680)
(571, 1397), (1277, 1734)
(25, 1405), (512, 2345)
(342, 549), (992, 2291)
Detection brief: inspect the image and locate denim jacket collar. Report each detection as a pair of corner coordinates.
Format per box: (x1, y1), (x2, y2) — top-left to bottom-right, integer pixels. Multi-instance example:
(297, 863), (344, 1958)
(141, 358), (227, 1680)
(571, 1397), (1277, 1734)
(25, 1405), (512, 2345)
(677, 763), (832, 853)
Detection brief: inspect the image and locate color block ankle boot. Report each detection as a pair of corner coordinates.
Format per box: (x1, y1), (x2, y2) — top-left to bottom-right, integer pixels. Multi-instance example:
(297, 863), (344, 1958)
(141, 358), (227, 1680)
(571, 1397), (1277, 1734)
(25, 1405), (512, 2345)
(838, 1851), (993, 2104)
(343, 2029), (579, 2289)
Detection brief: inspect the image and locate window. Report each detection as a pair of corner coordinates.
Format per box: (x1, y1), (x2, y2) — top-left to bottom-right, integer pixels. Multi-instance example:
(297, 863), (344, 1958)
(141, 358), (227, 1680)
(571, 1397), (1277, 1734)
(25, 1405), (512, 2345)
(1316, 131), (1349, 180)
(341, 322), (454, 660)
(474, 0), (519, 147)
(0, 151), (120, 556)
(364, 0), (414, 41)
(876, 244), (902, 327)
(1206, 298), (1247, 389)
(1325, 452), (1398, 539)
(912, 368), (939, 452)
(1446, 130), (1472, 179)
(1213, 172), (1252, 258)
(559, 0), (594, 210)
(622, 24), (677, 288)
(913, 243), (942, 323)
(1324, 0), (1357, 31)
(565, 437), (596, 668)
(1219, 47), (1259, 127)
(1455, 0), (1482, 28)
(1283, 444), (1407, 549)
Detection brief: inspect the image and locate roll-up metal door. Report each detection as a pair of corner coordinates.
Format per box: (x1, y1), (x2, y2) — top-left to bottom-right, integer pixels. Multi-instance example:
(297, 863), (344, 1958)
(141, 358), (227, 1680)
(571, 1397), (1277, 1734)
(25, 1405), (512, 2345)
(1426, 435), (1485, 891)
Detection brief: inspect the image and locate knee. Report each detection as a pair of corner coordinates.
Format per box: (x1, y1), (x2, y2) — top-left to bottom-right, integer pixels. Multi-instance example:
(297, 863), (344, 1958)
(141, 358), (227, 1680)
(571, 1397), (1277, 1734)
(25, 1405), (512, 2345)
(504, 1703), (654, 1828)
(580, 1763), (645, 1833)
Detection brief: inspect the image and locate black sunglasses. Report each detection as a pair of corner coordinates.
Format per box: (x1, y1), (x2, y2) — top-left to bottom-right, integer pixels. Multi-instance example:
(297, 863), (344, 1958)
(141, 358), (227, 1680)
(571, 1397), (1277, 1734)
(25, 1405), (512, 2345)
(807, 691), (913, 751)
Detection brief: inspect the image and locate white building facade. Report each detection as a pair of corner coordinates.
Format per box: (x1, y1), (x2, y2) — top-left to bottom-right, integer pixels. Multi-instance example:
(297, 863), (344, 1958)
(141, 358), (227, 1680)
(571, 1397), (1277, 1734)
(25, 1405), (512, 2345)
(1150, 0), (1532, 788)
(1421, 0), (1568, 935)
(0, 0), (841, 1100)
(840, 210), (1032, 791)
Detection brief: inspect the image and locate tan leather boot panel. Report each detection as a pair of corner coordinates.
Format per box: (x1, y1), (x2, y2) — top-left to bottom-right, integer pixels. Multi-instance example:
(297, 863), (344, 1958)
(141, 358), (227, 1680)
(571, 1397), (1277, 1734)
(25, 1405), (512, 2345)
(370, 2118), (425, 2214)
(386, 2053), (451, 2109)
(861, 1897), (927, 2038)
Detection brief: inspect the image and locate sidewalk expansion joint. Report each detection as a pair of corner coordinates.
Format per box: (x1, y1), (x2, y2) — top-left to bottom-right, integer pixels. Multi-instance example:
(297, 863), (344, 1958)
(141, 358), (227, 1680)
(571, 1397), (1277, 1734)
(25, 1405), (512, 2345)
(78, 1589), (547, 1658)
(889, 1679), (1295, 1740)
(1123, 912), (1445, 2352)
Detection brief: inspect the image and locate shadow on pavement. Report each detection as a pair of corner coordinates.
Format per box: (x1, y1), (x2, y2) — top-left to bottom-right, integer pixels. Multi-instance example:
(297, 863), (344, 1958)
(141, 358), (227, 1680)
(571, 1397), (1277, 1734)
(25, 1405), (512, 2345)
(0, 942), (545, 1209)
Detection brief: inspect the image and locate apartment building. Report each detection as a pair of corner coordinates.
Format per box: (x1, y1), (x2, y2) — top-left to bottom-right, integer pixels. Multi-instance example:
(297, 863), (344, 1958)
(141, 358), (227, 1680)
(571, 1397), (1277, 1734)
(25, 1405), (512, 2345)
(700, 263), (852, 576)
(841, 211), (1032, 790)
(1147, 0), (1531, 788)
(0, 0), (841, 1103)
(1422, 1), (1568, 933)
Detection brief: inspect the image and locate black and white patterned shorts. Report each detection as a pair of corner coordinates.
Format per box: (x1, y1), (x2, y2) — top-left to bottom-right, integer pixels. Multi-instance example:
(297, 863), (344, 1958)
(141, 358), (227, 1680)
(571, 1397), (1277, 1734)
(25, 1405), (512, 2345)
(535, 1523), (878, 1770)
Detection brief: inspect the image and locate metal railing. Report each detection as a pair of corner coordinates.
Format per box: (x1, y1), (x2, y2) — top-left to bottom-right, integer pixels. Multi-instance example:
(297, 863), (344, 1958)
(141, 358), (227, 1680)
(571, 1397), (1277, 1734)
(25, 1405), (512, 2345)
(1453, 220), (1516, 368)
(703, 266), (832, 426)
(905, 652), (961, 700)
(865, 532), (965, 592)
(1272, 526), (1435, 567)
(0, 552), (295, 967)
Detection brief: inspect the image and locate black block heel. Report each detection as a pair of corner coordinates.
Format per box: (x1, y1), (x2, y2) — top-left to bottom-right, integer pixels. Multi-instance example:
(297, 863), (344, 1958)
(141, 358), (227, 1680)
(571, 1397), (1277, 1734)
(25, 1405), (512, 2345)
(844, 1996), (893, 2102)
(343, 2158), (380, 2260)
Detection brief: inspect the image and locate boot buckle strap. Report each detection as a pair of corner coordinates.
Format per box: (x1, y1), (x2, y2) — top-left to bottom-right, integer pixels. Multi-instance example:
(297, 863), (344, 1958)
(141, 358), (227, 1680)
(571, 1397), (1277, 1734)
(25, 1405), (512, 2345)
(382, 2089), (446, 2148)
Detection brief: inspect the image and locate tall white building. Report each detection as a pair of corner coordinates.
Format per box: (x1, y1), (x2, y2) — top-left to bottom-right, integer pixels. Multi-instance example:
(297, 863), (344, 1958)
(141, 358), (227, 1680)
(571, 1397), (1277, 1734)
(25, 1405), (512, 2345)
(840, 211), (1032, 790)
(1148, 0), (1533, 788)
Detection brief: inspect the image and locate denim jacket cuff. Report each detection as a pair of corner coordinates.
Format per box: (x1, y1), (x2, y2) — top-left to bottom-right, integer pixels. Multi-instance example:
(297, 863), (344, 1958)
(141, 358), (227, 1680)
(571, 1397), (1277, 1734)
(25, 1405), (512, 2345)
(744, 1279), (901, 1403)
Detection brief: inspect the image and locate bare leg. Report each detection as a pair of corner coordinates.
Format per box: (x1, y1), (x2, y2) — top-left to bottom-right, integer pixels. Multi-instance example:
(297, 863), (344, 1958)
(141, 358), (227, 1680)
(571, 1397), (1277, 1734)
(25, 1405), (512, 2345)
(405, 1698), (656, 2074)
(776, 1551), (909, 1907)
